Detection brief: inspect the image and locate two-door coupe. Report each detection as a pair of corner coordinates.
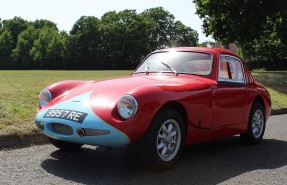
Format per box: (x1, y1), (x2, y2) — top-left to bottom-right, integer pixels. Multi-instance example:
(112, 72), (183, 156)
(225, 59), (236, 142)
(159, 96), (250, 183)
(35, 47), (271, 170)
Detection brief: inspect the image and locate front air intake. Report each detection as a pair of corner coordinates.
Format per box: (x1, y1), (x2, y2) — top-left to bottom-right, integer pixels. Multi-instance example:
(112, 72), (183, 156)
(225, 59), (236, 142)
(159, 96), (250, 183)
(51, 123), (73, 135)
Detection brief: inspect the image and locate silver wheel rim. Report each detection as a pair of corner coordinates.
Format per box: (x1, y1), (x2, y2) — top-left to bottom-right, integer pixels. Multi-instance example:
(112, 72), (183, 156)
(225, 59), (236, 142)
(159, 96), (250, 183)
(157, 119), (181, 161)
(252, 109), (264, 138)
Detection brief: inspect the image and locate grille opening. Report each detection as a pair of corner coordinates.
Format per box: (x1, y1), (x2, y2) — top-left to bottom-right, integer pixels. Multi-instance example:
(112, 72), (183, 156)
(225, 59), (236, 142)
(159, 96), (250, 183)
(52, 123), (73, 135)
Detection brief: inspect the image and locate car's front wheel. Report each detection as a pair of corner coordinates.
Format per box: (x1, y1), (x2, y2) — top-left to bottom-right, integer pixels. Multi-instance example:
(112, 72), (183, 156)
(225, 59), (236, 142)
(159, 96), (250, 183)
(240, 102), (266, 144)
(138, 108), (185, 171)
(49, 137), (83, 150)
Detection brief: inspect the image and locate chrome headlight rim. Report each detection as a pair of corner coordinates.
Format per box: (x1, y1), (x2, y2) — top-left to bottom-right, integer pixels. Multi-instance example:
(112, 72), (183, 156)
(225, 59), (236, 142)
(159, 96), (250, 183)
(117, 95), (138, 120)
(38, 89), (52, 108)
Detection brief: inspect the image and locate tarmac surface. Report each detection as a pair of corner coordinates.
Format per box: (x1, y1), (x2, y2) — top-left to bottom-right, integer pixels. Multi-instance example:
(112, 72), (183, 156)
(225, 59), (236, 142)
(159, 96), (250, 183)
(0, 114), (286, 185)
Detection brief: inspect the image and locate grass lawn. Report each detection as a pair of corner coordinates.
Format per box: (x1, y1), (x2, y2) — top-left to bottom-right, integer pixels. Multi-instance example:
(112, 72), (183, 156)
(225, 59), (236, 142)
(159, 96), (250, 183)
(0, 70), (286, 137)
(0, 70), (132, 136)
(252, 71), (287, 111)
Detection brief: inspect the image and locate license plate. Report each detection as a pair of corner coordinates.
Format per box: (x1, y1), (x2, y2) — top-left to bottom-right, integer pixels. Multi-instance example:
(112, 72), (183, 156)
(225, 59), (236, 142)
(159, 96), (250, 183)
(44, 109), (88, 123)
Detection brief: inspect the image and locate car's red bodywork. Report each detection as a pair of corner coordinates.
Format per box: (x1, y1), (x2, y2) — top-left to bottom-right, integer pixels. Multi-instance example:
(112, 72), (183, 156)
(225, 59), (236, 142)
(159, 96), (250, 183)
(37, 47), (271, 146)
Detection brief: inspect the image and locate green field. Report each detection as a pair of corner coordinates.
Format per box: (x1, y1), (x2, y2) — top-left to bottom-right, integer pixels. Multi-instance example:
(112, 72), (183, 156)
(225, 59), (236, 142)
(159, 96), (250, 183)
(252, 71), (287, 111)
(0, 70), (132, 137)
(0, 70), (286, 137)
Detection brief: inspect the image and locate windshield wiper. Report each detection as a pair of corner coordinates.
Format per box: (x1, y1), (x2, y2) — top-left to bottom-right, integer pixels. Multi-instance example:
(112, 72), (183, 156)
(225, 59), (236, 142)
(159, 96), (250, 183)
(160, 61), (179, 76)
(145, 61), (149, 75)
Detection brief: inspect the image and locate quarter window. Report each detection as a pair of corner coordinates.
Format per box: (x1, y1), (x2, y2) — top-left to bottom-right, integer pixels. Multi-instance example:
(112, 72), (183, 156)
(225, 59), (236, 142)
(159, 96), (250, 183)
(218, 55), (245, 83)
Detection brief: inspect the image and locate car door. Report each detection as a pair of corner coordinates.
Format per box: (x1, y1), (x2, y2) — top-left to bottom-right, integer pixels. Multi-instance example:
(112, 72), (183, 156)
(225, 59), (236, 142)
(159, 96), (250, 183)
(214, 54), (248, 128)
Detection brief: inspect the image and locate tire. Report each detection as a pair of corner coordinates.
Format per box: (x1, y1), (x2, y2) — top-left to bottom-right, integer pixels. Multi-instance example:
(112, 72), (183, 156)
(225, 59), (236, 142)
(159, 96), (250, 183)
(240, 102), (266, 145)
(49, 137), (83, 151)
(137, 108), (186, 171)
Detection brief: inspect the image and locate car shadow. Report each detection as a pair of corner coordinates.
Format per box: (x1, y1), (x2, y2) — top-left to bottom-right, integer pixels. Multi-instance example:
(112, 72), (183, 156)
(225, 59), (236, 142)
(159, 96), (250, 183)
(41, 137), (287, 185)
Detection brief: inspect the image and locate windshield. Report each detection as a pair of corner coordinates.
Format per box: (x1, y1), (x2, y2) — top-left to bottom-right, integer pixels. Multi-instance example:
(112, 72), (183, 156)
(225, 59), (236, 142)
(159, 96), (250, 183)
(135, 51), (213, 75)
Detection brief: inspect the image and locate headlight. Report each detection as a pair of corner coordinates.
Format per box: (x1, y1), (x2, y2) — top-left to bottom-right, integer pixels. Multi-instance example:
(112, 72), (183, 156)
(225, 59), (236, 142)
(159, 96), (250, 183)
(38, 89), (52, 108)
(117, 95), (138, 120)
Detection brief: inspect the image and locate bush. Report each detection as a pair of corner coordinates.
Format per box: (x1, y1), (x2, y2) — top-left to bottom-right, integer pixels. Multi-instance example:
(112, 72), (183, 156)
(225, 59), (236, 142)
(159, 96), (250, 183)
(247, 60), (287, 70)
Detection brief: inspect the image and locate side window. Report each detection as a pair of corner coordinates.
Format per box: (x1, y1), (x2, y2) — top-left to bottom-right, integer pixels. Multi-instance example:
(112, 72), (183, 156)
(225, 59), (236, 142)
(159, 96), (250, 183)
(218, 55), (245, 84)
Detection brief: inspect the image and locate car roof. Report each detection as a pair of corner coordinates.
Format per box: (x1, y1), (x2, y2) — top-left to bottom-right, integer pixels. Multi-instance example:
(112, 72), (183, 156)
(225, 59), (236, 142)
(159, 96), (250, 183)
(154, 47), (237, 57)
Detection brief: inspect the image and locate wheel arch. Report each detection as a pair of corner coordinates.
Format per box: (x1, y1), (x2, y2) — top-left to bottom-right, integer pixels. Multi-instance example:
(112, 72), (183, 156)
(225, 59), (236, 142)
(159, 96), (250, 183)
(253, 95), (265, 111)
(156, 101), (188, 135)
(251, 95), (267, 121)
(254, 95), (266, 117)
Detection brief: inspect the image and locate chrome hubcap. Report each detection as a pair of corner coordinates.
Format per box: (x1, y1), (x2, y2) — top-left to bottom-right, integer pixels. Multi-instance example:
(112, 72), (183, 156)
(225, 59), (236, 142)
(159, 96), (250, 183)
(157, 119), (181, 161)
(252, 109), (264, 138)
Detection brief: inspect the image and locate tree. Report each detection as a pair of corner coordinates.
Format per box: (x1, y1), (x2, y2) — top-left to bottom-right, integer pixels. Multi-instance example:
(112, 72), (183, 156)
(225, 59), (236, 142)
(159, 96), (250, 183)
(193, 0), (287, 69)
(32, 19), (58, 31)
(198, 40), (216, 48)
(140, 7), (176, 50)
(30, 28), (66, 69)
(1, 17), (29, 48)
(171, 21), (198, 47)
(101, 10), (151, 68)
(193, 0), (286, 44)
(241, 16), (287, 69)
(140, 7), (199, 51)
(11, 26), (38, 69)
(68, 16), (102, 69)
(0, 30), (13, 69)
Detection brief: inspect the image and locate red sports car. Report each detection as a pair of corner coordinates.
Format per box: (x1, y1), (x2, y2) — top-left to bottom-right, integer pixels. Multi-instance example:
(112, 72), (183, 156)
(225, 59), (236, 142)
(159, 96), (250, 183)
(35, 47), (271, 170)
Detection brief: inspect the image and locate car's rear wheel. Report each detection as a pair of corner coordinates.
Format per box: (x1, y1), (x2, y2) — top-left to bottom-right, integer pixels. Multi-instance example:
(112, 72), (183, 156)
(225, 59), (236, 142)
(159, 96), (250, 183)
(138, 108), (185, 171)
(240, 102), (266, 144)
(49, 137), (83, 150)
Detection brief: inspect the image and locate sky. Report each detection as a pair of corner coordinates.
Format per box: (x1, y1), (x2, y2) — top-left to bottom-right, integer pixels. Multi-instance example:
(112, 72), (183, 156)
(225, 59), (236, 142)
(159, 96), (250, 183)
(0, 0), (212, 42)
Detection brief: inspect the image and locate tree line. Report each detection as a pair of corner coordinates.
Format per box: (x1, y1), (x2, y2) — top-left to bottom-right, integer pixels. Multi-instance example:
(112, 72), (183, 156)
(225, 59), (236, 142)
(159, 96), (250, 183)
(0, 7), (198, 70)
